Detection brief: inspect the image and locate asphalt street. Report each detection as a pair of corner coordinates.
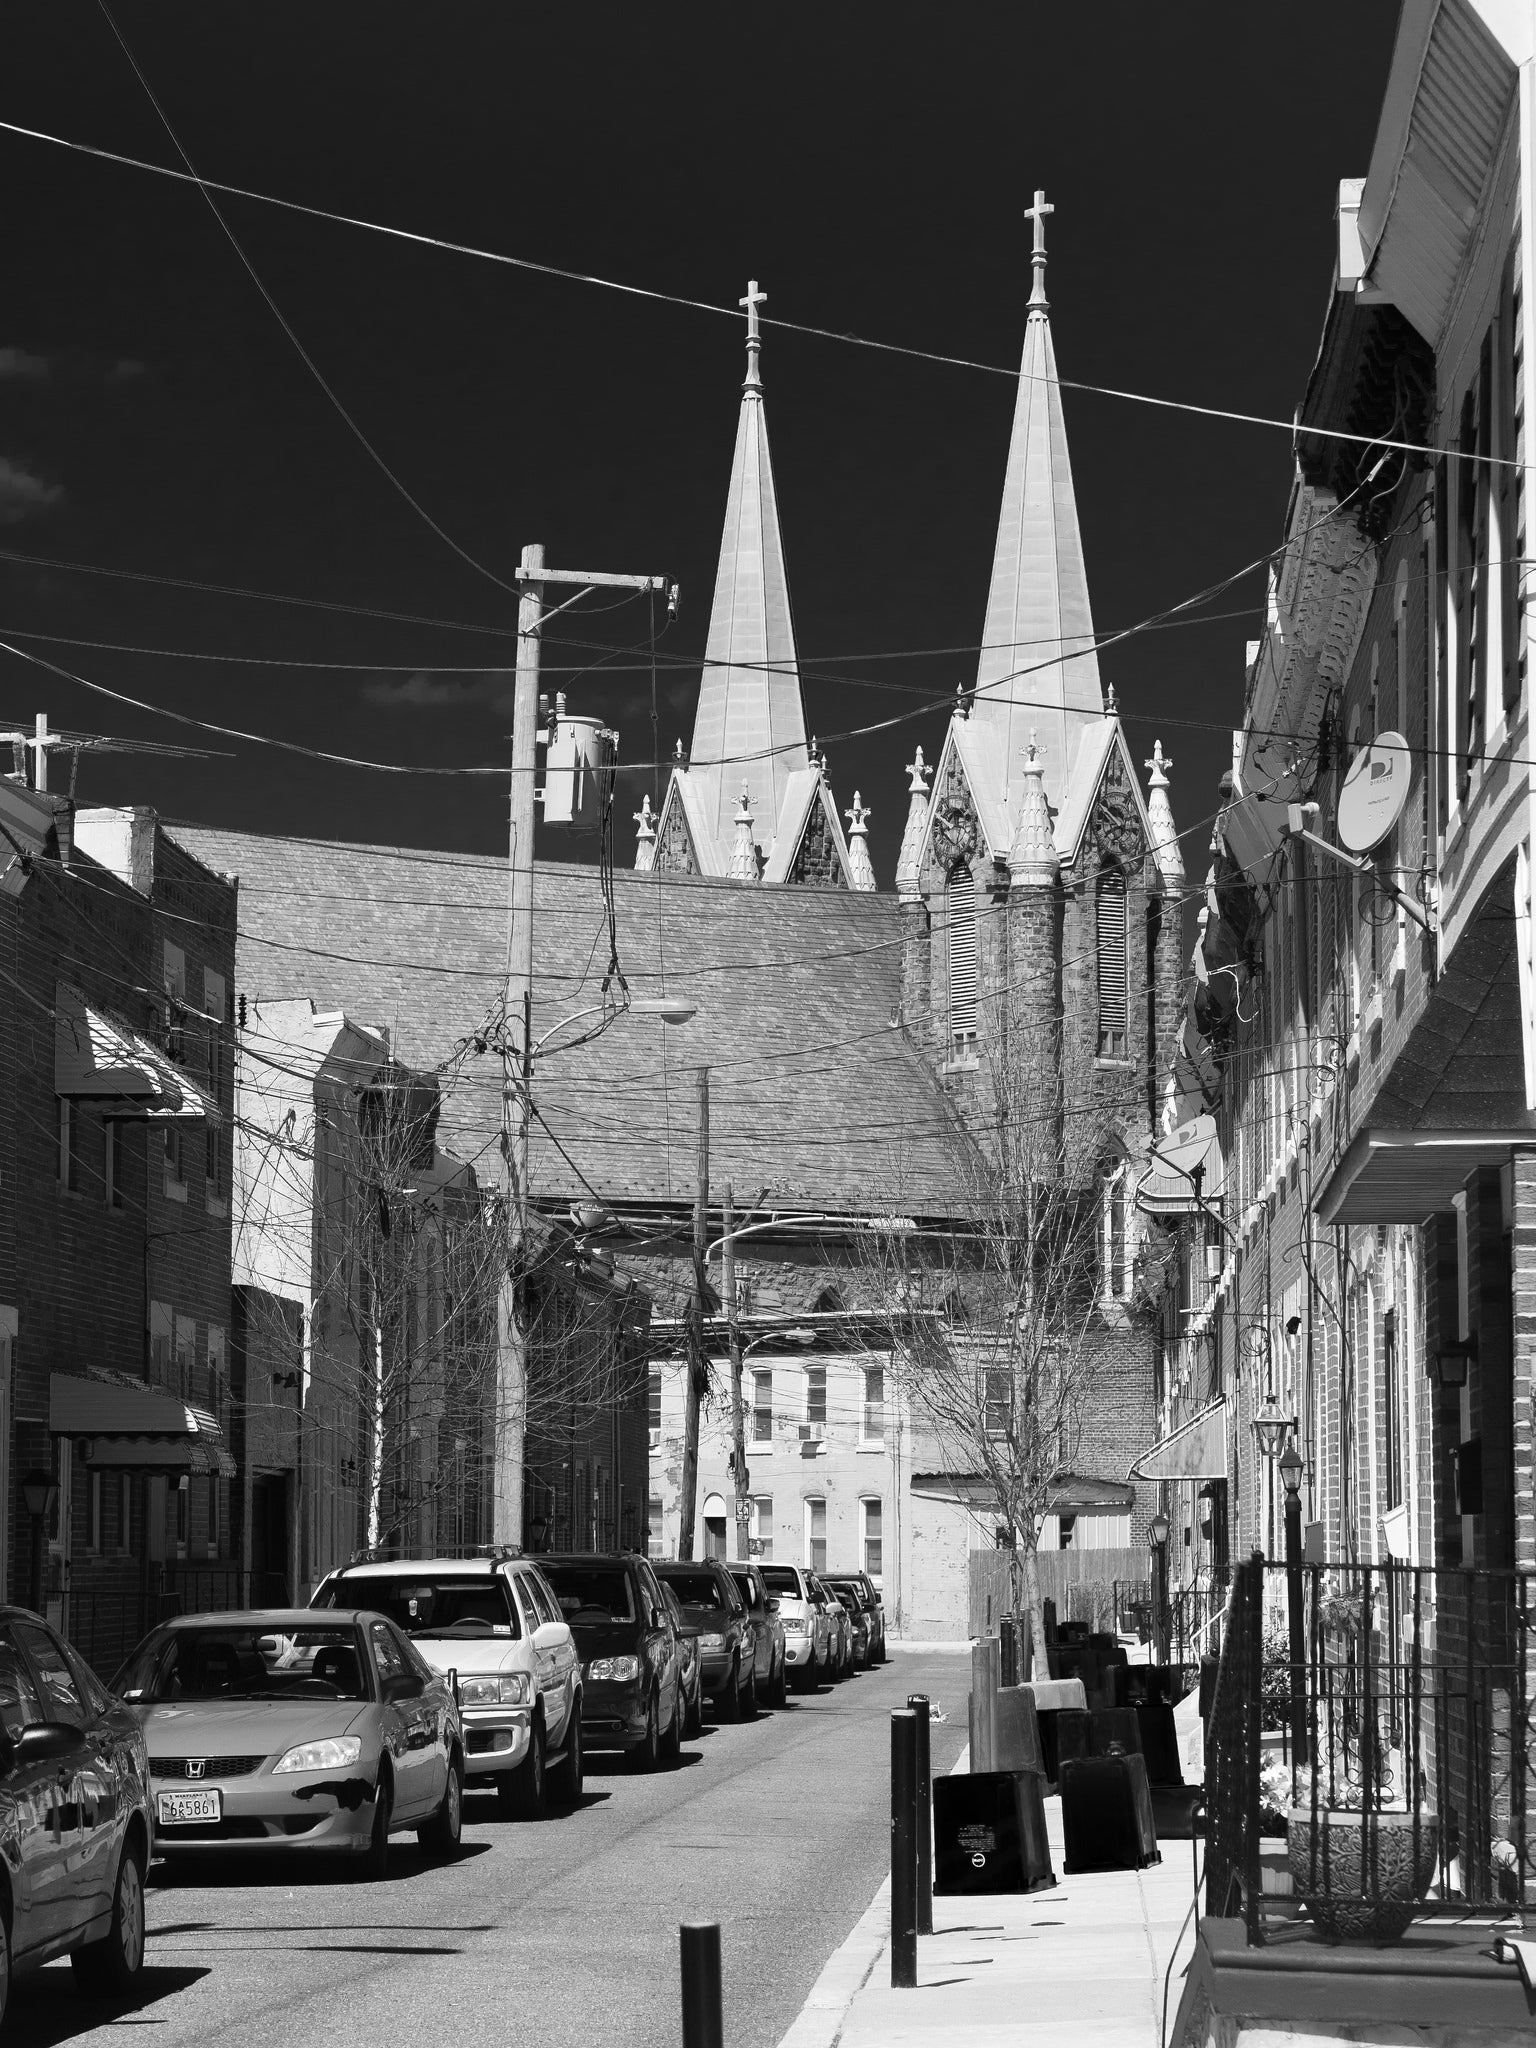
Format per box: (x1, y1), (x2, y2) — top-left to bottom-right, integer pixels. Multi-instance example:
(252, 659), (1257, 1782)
(9, 1648), (970, 2048)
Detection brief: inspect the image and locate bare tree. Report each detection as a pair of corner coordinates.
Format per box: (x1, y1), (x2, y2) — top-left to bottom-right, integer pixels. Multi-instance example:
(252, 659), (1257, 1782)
(861, 1030), (1129, 1670)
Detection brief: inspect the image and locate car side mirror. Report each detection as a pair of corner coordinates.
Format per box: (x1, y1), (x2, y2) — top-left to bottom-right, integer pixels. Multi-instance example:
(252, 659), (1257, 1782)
(767, 1598), (781, 1615)
(14, 1722), (80, 1763)
(384, 1673), (423, 1704)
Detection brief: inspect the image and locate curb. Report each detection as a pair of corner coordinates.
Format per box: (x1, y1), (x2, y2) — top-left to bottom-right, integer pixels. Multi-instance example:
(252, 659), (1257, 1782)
(775, 1874), (891, 2048)
(774, 1745), (970, 2048)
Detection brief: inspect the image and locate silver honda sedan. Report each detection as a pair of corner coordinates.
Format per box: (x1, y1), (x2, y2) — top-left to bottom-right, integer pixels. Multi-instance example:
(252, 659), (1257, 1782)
(112, 1609), (463, 1877)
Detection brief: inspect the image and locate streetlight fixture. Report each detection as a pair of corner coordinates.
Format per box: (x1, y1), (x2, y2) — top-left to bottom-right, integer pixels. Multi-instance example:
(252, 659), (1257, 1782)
(1147, 1510), (1170, 1666)
(1252, 1389), (1292, 1463)
(21, 1467), (56, 1615)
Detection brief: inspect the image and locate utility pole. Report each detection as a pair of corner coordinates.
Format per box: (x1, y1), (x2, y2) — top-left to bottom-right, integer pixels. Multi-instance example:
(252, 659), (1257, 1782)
(724, 1183), (750, 1561)
(678, 1066), (710, 1560)
(493, 544), (673, 1549)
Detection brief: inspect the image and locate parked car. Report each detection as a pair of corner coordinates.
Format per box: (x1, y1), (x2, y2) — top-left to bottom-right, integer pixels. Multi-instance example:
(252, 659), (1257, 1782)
(829, 1582), (872, 1668)
(759, 1564), (830, 1687)
(112, 1609), (463, 1879)
(728, 1563), (788, 1707)
(0, 1608), (152, 2024)
(825, 1572), (886, 1662)
(810, 1576), (853, 1679)
(653, 1561), (756, 1719)
(310, 1552), (581, 1819)
(539, 1553), (682, 1768)
(659, 1582), (703, 1739)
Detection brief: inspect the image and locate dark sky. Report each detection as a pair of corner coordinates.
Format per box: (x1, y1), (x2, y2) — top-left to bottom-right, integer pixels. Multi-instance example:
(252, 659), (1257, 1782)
(1, 4), (1396, 888)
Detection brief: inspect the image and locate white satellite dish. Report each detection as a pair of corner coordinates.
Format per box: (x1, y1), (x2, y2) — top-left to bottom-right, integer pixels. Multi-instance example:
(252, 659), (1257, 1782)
(1336, 731), (1412, 855)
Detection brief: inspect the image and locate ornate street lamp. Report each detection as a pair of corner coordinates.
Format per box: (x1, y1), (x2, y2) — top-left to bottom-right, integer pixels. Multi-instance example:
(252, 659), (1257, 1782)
(1277, 1437), (1307, 1763)
(1147, 1510), (1170, 1667)
(21, 1467), (57, 1615)
(1252, 1389), (1292, 1464)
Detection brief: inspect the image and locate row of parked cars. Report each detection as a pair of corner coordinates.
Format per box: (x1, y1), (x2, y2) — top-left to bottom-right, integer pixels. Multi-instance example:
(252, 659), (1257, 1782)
(0, 1552), (886, 2030)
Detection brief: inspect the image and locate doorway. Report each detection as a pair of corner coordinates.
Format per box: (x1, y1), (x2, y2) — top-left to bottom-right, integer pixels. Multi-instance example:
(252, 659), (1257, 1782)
(250, 1474), (291, 1603)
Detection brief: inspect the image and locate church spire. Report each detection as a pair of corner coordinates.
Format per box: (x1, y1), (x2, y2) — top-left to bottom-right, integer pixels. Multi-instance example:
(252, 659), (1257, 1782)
(845, 792), (876, 892)
(685, 278), (808, 866)
(1144, 741), (1184, 888)
(973, 190), (1102, 801)
(895, 748), (930, 903)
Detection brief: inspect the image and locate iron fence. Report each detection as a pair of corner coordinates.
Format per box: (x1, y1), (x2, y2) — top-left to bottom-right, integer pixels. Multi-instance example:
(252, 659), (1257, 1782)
(1206, 1552), (1536, 1943)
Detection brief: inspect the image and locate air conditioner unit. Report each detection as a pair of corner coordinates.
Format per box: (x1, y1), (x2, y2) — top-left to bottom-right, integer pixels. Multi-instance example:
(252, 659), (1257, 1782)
(797, 1424), (814, 1440)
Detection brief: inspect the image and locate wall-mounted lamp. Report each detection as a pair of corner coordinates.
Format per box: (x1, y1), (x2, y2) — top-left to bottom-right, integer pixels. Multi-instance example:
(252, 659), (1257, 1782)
(1433, 1338), (1475, 1391)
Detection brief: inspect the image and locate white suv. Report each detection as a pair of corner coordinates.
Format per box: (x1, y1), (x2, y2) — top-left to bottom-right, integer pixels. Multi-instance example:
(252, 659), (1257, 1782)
(759, 1564), (831, 1687)
(312, 1553), (582, 1819)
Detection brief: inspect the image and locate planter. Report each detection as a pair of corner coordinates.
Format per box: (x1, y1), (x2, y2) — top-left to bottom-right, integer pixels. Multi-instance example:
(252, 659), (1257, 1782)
(1257, 1839), (1294, 1901)
(1287, 1807), (1439, 1942)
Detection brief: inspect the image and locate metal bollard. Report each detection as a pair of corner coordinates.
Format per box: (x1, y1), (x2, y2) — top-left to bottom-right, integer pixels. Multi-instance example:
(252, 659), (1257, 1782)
(679, 1922), (723, 2048)
(891, 1709), (918, 1988)
(907, 1692), (933, 1935)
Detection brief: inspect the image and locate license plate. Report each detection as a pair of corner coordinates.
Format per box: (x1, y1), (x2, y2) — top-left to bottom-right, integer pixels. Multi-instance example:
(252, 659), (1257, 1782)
(157, 1788), (221, 1825)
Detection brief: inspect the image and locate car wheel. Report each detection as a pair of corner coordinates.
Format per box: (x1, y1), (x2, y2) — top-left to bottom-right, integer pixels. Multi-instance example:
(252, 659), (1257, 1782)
(550, 1712), (584, 1807)
(354, 1774), (391, 1881)
(630, 1691), (660, 1772)
(684, 1681), (702, 1740)
(72, 1835), (145, 1995)
(418, 1753), (463, 1857)
(503, 1720), (546, 1819)
(660, 1695), (681, 1767)
(742, 1666), (758, 1720)
(718, 1659), (741, 1722)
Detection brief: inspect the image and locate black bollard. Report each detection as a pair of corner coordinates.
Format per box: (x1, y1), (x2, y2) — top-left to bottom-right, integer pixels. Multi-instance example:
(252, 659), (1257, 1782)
(679, 1922), (723, 2048)
(907, 1692), (933, 1934)
(891, 1709), (918, 1988)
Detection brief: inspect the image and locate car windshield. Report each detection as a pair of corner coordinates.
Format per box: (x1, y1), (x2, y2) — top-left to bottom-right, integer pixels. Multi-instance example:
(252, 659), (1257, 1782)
(539, 1562), (635, 1624)
(659, 1568), (726, 1611)
(760, 1566), (801, 1596)
(114, 1624), (372, 1703)
(323, 1575), (518, 1640)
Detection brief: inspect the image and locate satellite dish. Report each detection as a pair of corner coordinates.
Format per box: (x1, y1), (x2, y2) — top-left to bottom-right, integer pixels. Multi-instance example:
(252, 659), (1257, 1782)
(1336, 731), (1412, 854)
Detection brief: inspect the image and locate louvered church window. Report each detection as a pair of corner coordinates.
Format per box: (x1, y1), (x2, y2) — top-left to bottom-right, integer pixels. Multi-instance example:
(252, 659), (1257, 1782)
(946, 866), (980, 1050)
(1096, 870), (1128, 1058)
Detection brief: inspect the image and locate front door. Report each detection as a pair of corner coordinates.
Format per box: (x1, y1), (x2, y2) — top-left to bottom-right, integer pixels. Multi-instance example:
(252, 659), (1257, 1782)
(250, 1475), (290, 1604)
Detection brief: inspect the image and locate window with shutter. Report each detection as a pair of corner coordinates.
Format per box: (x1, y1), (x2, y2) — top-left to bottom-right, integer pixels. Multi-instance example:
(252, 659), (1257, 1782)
(1096, 870), (1128, 1057)
(946, 866), (980, 1049)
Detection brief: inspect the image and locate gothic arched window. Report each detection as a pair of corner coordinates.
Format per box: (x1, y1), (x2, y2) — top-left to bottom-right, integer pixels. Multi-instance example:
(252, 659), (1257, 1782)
(946, 864), (980, 1051)
(1096, 868), (1128, 1058)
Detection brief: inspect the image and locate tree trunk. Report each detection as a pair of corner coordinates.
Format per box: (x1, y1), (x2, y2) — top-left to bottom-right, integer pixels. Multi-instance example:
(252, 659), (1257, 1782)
(1020, 1538), (1050, 1684)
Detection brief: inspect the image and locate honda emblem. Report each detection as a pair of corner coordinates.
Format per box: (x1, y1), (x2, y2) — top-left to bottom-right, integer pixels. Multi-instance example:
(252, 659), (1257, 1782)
(186, 1758), (206, 1780)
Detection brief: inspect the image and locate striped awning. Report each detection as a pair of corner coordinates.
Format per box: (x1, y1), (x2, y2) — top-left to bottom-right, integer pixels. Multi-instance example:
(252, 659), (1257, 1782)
(54, 981), (220, 1123)
(49, 1373), (235, 1478)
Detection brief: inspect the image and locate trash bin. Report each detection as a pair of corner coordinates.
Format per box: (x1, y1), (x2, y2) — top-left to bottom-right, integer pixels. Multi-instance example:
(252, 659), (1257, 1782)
(1060, 1752), (1160, 1874)
(933, 1769), (1055, 1894)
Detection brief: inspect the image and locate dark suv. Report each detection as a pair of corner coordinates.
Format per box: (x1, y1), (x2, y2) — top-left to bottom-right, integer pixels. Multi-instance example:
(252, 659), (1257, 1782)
(654, 1560), (756, 1720)
(538, 1552), (683, 1769)
(825, 1573), (886, 1663)
(728, 1562), (788, 1707)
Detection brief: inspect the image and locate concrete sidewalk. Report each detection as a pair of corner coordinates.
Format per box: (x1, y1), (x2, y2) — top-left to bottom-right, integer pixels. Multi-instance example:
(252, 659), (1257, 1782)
(780, 1787), (1201, 2048)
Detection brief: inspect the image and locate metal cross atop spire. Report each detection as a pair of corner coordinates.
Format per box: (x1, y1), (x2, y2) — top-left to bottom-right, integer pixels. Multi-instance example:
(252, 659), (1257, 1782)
(1025, 189), (1054, 310)
(741, 279), (767, 387)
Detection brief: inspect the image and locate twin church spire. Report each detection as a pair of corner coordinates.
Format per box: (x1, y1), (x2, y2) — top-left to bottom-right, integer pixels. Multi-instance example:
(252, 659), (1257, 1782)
(644, 194), (1175, 896)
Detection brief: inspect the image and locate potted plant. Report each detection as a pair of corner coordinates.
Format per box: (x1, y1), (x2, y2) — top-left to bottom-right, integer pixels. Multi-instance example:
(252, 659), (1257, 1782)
(1284, 1748), (1438, 1942)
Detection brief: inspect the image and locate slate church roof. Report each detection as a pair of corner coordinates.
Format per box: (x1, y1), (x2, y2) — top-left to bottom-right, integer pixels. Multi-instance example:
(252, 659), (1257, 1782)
(170, 827), (966, 1219)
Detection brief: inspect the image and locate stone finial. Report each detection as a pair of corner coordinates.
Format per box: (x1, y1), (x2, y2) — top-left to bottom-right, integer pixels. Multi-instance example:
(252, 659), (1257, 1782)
(896, 747), (931, 903)
(1008, 733), (1058, 885)
(846, 792), (876, 892)
(1144, 739), (1184, 888)
(674, 738), (685, 761)
(633, 793), (656, 874)
(729, 781), (759, 884)
(1103, 682), (1117, 717)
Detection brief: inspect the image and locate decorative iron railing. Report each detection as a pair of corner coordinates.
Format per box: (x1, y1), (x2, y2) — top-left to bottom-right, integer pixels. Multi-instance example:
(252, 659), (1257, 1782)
(1206, 1552), (1536, 1942)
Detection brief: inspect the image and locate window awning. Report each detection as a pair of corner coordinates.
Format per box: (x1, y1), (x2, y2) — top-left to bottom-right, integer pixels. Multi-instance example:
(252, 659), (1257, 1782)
(1128, 1399), (1228, 1482)
(49, 1373), (235, 1478)
(54, 981), (220, 1123)
(1136, 1114), (1225, 1218)
(1315, 1127), (1535, 1227)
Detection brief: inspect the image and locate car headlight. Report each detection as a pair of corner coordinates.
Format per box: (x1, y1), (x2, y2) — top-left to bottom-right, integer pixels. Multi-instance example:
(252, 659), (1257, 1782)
(697, 1633), (725, 1652)
(784, 1621), (808, 1637)
(458, 1673), (532, 1707)
(587, 1655), (643, 1682)
(273, 1737), (362, 1774)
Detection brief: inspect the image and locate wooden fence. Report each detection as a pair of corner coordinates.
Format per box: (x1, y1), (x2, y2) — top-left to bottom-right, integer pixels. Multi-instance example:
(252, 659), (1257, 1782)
(969, 1546), (1150, 1639)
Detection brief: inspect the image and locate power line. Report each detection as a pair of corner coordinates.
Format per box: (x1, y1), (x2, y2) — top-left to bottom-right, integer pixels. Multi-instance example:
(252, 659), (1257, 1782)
(0, 110), (1521, 478)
